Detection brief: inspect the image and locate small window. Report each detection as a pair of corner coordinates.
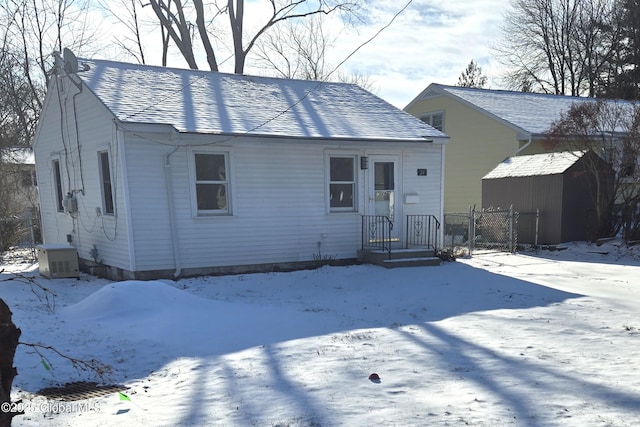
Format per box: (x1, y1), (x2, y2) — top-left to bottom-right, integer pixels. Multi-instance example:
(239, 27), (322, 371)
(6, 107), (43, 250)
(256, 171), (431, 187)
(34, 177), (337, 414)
(329, 156), (356, 211)
(99, 151), (115, 215)
(53, 159), (64, 212)
(194, 153), (229, 215)
(420, 112), (444, 131)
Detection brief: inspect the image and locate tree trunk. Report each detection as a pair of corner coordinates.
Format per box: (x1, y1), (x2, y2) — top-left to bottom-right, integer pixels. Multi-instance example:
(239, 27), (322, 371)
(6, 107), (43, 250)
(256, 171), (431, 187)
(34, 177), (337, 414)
(0, 299), (21, 427)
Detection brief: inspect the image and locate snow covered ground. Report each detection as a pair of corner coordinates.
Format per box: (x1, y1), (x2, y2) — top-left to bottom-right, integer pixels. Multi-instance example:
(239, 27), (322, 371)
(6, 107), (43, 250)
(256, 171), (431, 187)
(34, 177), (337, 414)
(2, 242), (640, 426)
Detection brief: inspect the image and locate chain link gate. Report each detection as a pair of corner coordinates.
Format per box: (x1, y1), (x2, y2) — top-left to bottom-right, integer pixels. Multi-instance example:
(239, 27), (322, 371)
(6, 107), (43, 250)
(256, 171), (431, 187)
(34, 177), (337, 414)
(444, 206), (522, 255)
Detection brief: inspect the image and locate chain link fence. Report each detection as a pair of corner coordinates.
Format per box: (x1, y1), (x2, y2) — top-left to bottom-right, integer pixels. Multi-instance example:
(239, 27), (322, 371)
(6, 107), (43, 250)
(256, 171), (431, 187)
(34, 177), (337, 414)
(0, 215), (41, 261)
(444, 207), (539, 256)
(443, 212), (471, 256)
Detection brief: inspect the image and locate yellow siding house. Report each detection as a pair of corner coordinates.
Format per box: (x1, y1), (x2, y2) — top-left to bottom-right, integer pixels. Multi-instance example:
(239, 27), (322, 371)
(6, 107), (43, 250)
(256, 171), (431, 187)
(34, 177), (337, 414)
(405, 84), (600, 213)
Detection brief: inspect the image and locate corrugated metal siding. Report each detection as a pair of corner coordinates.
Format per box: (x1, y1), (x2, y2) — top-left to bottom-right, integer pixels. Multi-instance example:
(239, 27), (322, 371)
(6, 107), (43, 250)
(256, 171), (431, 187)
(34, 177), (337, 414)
(560, 156), (614, 242)
(482, 175), (564, 244)
(482, 151), (615, 245)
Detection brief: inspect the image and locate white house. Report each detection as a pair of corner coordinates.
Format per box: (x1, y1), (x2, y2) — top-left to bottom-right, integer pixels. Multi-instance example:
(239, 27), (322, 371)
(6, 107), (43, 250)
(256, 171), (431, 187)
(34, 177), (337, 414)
(33, 52), (447, 279)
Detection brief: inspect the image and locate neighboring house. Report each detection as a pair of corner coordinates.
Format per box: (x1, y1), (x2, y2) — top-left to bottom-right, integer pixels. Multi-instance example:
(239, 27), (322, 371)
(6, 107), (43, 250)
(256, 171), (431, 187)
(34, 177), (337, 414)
(0, 147), (39, 217)
(404, 84), (618, 214)
(0, 147), (39, 249)
(33, 54), (447, 280)
(483, 151), (614, 245)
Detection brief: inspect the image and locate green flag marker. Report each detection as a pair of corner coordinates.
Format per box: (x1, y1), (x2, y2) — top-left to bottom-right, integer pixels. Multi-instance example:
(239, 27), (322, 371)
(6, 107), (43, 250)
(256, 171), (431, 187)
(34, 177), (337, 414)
(41, 358), (51, 371)
(119, 392), (131, 401)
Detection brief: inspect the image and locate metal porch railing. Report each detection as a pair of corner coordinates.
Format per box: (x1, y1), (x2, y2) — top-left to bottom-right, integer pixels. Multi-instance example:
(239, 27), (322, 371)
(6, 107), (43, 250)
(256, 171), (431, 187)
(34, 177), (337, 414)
(361, 214), (440, 259)
(361, 215), (394, 259)
(405, 214), (440, 251)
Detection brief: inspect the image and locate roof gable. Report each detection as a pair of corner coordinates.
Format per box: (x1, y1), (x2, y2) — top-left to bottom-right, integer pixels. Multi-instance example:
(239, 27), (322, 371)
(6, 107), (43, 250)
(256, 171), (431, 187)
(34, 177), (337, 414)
(75, 59), (446, 142)
(483, 151), (587, 179)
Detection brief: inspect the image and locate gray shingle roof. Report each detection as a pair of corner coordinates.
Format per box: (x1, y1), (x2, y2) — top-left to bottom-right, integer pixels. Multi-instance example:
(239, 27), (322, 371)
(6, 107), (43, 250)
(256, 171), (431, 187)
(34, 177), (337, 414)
(483, 151), (586, 179)
(438, 85), (595, 135)
(75, 59), (446, 142)
(423, 84), (635, 136)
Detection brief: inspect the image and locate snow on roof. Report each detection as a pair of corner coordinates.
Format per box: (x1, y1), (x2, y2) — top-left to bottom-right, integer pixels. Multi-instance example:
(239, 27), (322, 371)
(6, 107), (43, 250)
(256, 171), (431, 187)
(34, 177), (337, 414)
(483, 151), (587, 179)
(433, 85), (633, 136)
(75, 59), (447, 142)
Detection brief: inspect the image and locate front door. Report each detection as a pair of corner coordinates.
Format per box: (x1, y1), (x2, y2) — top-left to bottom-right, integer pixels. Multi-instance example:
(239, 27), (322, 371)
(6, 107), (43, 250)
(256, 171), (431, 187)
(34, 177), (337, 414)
(368, 156), (401, 243)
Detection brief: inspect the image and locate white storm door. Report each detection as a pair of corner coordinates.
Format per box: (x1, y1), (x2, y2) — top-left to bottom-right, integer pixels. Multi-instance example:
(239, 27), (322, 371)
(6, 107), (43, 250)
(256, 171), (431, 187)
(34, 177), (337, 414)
(368, 155), (401, 242)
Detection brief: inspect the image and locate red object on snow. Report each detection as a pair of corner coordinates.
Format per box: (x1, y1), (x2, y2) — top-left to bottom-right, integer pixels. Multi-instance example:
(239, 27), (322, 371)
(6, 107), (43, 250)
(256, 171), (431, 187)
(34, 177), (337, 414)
(368, 373), (380, 380)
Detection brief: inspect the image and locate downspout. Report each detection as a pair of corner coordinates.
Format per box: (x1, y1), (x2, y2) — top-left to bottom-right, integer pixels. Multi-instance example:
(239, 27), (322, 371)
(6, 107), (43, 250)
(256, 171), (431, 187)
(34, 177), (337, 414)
(516, 135), (533, 156)
(440, 140), (446, 250)
(165, 145), (182, 279)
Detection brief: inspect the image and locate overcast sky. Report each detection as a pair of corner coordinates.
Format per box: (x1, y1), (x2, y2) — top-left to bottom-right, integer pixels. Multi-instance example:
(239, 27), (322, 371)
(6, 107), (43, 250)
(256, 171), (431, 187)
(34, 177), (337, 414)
(100, 0), (508, 109)
(329, 0), (508, 108)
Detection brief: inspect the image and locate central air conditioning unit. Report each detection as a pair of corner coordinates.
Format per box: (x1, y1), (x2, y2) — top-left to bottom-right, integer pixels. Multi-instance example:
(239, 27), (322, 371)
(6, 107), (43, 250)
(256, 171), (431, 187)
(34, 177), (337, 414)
(37, 244), (80, 278)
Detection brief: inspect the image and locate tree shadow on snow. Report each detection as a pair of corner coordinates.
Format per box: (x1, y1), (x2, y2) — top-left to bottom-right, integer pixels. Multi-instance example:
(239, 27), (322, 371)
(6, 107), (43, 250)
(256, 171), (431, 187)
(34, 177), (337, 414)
(13, 262), (602, 424)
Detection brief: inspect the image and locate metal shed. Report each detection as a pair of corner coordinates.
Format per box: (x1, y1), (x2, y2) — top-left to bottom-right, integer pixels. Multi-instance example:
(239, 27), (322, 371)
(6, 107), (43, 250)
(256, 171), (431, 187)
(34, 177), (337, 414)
(482, 151), (614, 245)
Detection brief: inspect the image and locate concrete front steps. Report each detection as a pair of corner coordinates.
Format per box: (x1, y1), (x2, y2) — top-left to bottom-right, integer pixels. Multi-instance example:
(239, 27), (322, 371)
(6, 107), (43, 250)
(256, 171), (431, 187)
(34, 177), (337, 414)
(357, 247), (441, 268)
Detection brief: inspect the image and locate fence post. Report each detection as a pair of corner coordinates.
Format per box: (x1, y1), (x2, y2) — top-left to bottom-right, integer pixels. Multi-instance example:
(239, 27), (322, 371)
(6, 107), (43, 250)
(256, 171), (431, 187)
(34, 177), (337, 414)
(468, 206), (473, 255)
(535, 209), (539, 247)
(509, 205), (514, 253)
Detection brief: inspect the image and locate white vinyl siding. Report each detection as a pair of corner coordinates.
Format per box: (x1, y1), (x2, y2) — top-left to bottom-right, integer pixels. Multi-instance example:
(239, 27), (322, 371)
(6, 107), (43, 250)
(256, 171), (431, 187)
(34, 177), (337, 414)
(34, 82), (132, 271)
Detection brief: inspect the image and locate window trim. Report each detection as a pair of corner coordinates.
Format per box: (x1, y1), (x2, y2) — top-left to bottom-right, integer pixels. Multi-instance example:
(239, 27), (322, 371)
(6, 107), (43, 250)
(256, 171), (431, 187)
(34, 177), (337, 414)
(189, 150), (233, 217)
(98, 150), (115, 215)
(52, 159), (64, 212)
(420, 111), (445, 132)
(327, 154), (358, 213)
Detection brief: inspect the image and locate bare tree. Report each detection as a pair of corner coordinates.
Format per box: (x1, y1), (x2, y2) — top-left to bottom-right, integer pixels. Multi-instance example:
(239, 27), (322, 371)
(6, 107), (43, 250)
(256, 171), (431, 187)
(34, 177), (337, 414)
(253, 14), (376, 92)
(0, 48), (39, 253)
(254, 16), (330, 80)
(144, 0), (364, 74)
(99, 0), (148, 64)
(548, 99), (640, 240)
(495, 0), (622, 96)
(457, 59), (488, 88)
(0, 0), (99, 255)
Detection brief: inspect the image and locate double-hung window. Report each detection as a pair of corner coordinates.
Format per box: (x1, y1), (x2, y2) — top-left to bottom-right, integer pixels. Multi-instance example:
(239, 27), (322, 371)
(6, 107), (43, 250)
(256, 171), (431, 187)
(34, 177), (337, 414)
(52, 159), (64, 212)
(194, 153), (230, 215)
(98, 151), (115, 215)
(420, 112), (444, 131)
(329, 156), (356, 212)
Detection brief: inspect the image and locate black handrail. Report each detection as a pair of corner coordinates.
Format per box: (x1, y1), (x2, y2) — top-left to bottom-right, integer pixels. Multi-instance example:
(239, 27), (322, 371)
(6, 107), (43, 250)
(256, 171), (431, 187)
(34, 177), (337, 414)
(361, 215), (393, 259)
(405, 215), (440, 250)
